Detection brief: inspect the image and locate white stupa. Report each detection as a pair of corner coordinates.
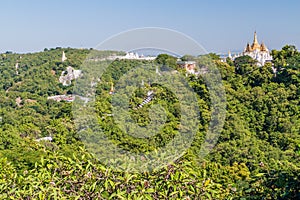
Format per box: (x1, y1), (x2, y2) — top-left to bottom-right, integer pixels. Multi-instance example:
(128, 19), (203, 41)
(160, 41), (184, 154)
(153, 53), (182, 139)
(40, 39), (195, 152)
(62, 51), (67, 62)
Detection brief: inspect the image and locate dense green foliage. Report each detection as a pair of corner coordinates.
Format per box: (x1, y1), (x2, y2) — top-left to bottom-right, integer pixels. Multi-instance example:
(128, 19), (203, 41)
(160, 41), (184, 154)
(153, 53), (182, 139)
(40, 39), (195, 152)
(0, 46), (299, 199)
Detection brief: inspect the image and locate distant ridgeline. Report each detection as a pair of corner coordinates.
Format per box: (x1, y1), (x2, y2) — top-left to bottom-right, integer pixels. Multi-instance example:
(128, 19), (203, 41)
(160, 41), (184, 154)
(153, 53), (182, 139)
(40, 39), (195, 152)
(0, 46), (299, 199)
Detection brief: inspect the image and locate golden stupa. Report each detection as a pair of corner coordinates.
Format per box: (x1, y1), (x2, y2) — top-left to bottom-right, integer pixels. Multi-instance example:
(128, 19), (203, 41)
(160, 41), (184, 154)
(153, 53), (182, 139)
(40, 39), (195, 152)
(245, 31), (268, 52)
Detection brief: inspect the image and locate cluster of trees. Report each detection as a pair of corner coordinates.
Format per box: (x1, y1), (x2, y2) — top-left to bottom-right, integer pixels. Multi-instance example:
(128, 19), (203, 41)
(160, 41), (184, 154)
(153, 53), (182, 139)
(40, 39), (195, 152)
(0, 46), (299, 199)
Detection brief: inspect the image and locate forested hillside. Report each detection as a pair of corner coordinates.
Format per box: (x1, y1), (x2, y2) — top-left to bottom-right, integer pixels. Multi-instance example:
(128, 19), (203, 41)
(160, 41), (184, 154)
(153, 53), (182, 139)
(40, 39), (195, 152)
(0, 46), (299, 199)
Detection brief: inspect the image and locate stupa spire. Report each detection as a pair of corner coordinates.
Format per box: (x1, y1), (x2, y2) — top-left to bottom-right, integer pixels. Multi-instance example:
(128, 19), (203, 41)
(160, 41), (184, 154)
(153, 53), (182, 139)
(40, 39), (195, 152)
(62, 51), (67, 62)
(253, 31), (259, 45)
(251, 31), (261, 50)
(228, 50), (232, 58)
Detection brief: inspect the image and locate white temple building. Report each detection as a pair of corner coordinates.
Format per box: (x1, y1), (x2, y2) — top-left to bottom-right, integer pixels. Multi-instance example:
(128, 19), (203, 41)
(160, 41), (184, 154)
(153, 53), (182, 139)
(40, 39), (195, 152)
(106, 52), (156, 61)
(229, 32), (273, 66)
(59, 66), (82, 86)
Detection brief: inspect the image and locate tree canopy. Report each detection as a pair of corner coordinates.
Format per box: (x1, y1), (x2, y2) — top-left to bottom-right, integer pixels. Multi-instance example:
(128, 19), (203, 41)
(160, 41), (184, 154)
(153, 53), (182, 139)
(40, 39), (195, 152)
(0, 46), (299, 199)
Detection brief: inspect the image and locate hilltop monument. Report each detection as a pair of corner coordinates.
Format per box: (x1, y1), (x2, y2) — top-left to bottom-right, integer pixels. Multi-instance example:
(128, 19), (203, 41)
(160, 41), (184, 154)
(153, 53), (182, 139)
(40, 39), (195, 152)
(243, 31), (273, 66)
(228, 32), (273, 66)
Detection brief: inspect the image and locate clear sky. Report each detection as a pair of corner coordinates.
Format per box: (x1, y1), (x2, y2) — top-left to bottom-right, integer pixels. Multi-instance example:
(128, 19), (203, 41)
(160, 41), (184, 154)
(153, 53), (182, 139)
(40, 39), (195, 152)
(1, 0), (300, 54)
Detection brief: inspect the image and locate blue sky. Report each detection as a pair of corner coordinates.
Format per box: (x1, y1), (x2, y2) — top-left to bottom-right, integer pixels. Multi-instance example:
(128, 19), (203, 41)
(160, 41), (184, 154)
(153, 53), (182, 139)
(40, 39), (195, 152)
(1, 0), (300, 53)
